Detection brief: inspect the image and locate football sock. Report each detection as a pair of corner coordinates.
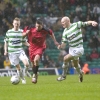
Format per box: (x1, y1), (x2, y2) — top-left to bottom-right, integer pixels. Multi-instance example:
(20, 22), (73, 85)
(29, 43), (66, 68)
(36, 66), (39, 73)
(32, 66), (36, 74)
(75, 64), (82, 74)
(32, 66), (39, 74)
(24, 66), (29, 75)
(17, 69), (24, 80)
(62, 63), (68, 76)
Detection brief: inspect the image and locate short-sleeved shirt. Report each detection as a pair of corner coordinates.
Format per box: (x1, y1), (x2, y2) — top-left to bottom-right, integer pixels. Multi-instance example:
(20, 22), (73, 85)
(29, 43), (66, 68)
(62, 21), (88, 48)
(4, 28), (26, 53)
(23, 26), (53, 61)
(23, 26), (53, 50)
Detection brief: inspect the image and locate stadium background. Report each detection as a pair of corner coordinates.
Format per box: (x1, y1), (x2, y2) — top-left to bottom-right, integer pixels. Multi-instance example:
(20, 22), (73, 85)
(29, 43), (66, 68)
(0, 0), (100, 74)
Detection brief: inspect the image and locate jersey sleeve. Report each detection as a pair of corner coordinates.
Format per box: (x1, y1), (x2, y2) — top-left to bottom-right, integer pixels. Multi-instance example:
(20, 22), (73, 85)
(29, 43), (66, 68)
(61, 30), (67, 43)
(23, 26), (29, 32)
(77, 21), (88, 28)
(48, 29), (53, 35)
(4, 31), (9, 43)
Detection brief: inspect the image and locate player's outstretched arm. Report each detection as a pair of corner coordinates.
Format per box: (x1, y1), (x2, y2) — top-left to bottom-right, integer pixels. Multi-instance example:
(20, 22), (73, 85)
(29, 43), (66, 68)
(4, 40), (8, 56)
(50, 33), (59, 47)
(23, 25), (34, 37)
(23, 41), (30, 46)
(23, 30), (30, 37)
(57, 42), (66, 50)
(87, 21), (98, 27)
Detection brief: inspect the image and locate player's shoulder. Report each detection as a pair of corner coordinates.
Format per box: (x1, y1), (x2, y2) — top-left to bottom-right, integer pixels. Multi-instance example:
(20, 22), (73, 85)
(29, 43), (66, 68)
(24, 25), (35, 30)
(42, 27), (51, 32)
(29, 24), (35, 29)
(19, 28), (23, 31)
(76, 21), (82, 24)
(73, 21), (82, 24)
(6, 29), (14, 34)
(72, 21), (82, 27)
(7, 29), (13, 32)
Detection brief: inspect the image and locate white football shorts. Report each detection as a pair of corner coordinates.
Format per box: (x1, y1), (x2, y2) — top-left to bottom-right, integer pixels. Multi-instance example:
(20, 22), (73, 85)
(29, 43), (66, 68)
(69, 47), (84, 60)
(8, 50), (28, 66)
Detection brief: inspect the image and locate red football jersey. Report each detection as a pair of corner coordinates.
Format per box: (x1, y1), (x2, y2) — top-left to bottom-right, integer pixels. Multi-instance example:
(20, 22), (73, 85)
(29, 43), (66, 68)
(24, 27), (53, 51)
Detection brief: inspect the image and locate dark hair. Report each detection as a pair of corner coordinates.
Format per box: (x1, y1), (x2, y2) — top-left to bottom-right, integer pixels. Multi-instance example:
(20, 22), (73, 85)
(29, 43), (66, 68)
(36, 19), (43, 25)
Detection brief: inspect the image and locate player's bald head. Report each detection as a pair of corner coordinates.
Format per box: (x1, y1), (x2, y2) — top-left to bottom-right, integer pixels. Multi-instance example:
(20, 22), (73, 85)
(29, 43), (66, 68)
(61, 16), (70, 28)
(61, 16), (70, 23)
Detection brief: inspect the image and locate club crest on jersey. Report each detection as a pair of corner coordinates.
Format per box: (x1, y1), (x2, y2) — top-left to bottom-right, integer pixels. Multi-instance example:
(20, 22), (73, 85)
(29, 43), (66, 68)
(68, 34), (76, 41)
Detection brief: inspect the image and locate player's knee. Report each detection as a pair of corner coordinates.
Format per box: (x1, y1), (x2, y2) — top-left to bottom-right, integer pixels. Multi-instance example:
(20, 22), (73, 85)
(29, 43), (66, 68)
(25, 63), (29, 67)
(16, 66), (21, 71)
(74, 63), (79, 68)
(16, 64), (20, 69)
(34, 59), (39, 66)
(63, 56), (69, 62)
(34, 59), (38, 63)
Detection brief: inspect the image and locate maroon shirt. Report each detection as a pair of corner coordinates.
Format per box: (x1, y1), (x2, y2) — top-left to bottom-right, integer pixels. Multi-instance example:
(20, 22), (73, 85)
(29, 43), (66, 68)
(23, 26), (53, 60)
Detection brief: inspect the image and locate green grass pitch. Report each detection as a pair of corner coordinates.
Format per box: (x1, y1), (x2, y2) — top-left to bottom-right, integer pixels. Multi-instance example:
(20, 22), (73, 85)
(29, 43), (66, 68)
(0, 74), (100, 100)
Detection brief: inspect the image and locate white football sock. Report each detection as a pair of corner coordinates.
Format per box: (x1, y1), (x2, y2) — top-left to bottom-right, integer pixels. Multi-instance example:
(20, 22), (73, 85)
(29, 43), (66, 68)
(24, 66), (28, 74)
(75, 64), (83, 74)
(24, 66), (30, 75)
(17, 69), (24, 80)
(62, 63), (69, 76)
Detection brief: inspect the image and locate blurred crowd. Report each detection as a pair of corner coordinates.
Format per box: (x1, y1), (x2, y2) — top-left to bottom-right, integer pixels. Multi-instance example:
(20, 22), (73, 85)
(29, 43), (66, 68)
(0, 0), (100, 69)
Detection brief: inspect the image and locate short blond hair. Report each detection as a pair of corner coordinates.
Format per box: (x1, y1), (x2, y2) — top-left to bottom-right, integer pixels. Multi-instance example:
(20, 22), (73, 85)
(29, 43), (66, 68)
(13, 17), (20, 21)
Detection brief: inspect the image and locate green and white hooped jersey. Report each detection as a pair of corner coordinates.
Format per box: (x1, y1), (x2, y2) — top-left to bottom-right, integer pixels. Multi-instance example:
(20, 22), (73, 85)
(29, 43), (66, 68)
(62, 21), (88, 48)
(4, 28), (26, 53)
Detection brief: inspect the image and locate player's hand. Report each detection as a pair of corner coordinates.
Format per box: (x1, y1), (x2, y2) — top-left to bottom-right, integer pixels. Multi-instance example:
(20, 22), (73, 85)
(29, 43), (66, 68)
(57, 45), (61, 49)
(54, 41), (59, 47)
(26, 30), (30, 33)
(27, 43), (30, 46)
(92, 21), (98, 27)
(23, 30), (30, 36)
(4, 51), (7, 56)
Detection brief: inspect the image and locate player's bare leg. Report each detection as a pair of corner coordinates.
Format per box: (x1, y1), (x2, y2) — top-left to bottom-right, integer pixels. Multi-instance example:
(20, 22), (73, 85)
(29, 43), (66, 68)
(16, 64), (26, 84)
(72, 60), (83, 82)
(32, 55), (40, 84)
(24, 66), (31, 77)
(57, 63), (68, 81)
(57, 54), (72, 81)
(22, 59), (31, 77)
